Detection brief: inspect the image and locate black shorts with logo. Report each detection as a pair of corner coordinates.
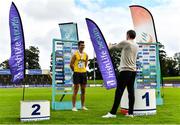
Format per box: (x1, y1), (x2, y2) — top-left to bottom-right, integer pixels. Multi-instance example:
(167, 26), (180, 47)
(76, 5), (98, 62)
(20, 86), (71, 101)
(73, 72), (87, 84)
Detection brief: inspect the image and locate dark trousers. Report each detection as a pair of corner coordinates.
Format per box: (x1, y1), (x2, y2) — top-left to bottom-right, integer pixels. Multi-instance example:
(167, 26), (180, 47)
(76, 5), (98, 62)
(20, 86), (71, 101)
(110, 71), (136, 115)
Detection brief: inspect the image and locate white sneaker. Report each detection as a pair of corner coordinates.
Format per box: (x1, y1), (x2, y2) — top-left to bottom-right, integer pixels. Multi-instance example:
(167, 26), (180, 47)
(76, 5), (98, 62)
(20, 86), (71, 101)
(82, 106), (88, 110)
(102, 112), (116, 118)
(72, 107), (78, 112)
(125, 114), (134, 118)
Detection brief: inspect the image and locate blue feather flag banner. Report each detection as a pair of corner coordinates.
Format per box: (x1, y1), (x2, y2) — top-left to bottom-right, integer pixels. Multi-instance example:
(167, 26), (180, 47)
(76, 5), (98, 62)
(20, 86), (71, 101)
(9, 2), (25, 83)
(86, 18), (117, 89)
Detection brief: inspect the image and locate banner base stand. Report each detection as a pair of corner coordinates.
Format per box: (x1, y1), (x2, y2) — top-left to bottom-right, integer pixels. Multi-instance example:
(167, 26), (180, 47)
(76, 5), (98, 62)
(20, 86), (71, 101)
(156, 97), (163, 105)
(52, 101), (81, 110)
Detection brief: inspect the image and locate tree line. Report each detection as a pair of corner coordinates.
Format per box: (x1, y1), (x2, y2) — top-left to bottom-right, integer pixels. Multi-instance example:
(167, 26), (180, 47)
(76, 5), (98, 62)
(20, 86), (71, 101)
(0, 46), (40, 69)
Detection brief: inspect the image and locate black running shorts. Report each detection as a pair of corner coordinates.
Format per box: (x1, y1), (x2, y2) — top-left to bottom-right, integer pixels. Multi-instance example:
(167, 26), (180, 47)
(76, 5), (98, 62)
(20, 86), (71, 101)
(73, 72), (87, 84)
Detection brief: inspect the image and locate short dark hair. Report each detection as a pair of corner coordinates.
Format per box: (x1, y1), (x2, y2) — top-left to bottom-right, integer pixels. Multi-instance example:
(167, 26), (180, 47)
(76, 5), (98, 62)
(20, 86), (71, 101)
(78, 41), (84, 46)
(127, 30), (136, 39)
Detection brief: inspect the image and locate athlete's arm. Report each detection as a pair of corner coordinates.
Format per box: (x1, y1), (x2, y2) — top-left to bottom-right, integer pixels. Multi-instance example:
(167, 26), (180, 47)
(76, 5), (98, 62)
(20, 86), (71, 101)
(70, 54), (76, 71)
(85, 54), (88, 67)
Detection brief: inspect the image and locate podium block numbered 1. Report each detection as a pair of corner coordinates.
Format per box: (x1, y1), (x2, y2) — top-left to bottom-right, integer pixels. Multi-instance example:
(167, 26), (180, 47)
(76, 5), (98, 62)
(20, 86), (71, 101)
(20, 100), (50, 122)
(120, 89), (156, 116)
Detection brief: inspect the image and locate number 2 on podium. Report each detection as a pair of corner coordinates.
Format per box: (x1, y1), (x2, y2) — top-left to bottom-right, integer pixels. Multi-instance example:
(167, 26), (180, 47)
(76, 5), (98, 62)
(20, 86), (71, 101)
(31, 104), (41, 115)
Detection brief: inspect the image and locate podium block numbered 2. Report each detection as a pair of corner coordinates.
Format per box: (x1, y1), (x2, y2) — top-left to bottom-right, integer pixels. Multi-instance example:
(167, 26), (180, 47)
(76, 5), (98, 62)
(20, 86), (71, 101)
(20, 100), (50, 121)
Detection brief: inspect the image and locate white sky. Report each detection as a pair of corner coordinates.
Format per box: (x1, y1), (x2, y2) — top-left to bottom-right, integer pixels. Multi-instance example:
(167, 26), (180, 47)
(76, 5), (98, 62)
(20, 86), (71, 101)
(0, 0), (180, 69)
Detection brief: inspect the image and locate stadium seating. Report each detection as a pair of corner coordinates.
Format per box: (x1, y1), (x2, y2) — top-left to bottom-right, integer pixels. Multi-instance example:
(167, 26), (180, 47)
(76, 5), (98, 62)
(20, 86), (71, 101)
(0, 69), (52, 87)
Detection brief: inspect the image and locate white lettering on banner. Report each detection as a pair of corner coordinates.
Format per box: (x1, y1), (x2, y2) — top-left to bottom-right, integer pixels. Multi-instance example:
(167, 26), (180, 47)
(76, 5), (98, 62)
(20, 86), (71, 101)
(107, 80), (116, 85)
(101, 51), (115, 78)
(93, 28), (104, 50)
(14, 44), (22, 54)
(11, 17), (21, 41)
(14, 72), (23, 80)
(92, 27), (115, 79)
(11, 16), (24, 74)
(14, 54), (23, 71)
(15, 41), (22, 47)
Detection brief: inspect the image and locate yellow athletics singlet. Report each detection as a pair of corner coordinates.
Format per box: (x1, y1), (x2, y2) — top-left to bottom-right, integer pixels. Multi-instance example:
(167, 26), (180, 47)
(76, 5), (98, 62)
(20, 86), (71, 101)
(73, 50), (87, 73)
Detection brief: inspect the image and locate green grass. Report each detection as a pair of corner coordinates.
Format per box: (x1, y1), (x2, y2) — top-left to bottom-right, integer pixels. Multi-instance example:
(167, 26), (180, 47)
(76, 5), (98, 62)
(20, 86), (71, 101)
(0, 87), (180, 124)
(87, 80), (103, 84)
(163, 76), (180, 81)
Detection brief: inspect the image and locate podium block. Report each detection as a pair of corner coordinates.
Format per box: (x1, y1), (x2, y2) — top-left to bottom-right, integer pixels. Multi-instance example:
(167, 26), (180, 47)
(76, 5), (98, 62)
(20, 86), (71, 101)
(120, 89), (156, 116)
(20, 100), (50, 121)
